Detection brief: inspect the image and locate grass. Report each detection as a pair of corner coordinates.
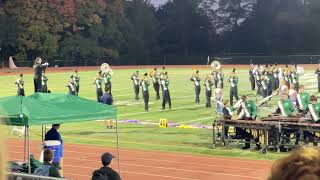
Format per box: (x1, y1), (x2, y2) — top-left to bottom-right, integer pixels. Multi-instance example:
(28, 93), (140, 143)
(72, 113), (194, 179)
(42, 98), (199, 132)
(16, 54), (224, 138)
(1, 67), (317, 161)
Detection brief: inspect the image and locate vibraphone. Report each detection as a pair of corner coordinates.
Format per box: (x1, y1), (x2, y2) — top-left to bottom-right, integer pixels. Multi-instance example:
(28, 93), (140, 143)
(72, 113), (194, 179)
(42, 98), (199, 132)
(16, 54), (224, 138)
(212, 120), (277, 152)
(213, 117), (320, 153)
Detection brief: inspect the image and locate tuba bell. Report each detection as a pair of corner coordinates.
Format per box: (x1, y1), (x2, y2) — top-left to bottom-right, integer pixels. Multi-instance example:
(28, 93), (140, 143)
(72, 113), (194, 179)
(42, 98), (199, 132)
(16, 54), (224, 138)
(101, 63), (113, 75)
(211, 60), (221, 70)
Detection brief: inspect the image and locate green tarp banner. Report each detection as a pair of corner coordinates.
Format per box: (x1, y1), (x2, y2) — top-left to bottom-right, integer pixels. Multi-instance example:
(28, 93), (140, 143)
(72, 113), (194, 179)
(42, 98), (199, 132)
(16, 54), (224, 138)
(0, 93), (117, 126)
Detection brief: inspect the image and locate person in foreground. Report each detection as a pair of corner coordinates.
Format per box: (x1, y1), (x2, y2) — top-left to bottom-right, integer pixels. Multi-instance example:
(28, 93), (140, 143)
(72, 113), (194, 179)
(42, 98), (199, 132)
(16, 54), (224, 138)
(45, 124), (63, 170)
(34, 149), (61, 178)
(92, 152), (121, 180)
(268, 147), (320, 180)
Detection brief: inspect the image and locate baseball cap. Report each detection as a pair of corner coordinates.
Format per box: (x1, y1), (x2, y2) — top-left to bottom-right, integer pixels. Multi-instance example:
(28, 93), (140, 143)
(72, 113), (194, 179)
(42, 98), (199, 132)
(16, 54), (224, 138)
(101, 152), (115, 165)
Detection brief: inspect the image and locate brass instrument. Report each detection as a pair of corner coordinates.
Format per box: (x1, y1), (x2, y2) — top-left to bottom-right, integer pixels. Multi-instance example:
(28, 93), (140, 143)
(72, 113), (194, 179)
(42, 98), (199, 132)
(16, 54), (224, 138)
(211, 60), (221, 70)
(101, 63), (113, 75)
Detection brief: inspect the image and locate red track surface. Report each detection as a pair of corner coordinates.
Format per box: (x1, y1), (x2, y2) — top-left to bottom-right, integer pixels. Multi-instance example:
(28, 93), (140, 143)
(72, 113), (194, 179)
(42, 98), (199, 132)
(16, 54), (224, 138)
(6, 139), (272, 180)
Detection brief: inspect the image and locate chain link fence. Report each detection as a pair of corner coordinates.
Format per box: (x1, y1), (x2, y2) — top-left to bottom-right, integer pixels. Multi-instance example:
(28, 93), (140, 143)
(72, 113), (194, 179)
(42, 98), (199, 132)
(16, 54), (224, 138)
(1, 54), (320, 68)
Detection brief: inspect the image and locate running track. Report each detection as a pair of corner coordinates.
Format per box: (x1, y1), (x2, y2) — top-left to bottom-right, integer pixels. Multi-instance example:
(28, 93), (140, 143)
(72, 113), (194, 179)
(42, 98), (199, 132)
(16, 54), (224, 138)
(6, 139), (272, 180)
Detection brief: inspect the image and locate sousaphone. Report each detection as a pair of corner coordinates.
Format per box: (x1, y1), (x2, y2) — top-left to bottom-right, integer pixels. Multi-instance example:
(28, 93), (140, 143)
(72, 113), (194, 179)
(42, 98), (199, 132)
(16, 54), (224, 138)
(101, 63), (113, 75)
(211, 60), (221, 70)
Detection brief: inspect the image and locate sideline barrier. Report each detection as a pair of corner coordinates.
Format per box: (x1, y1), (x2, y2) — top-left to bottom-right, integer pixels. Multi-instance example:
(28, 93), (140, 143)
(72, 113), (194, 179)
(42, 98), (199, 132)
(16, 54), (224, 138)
(7, 172), (69, 180)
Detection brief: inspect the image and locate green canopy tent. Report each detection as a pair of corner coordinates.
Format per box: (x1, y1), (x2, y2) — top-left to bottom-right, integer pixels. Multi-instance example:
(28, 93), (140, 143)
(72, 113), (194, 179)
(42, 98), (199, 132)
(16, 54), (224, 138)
(0, 93), (118, 174)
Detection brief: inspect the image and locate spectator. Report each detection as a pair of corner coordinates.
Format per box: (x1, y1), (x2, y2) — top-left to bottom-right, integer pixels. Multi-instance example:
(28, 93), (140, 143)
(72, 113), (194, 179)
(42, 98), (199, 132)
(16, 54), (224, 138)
(45, 124), (63, 170)
(268, 147), (320, 180)
(100, 88), (113, 105)
(92, 152), (121, 180)
(34, 149), (61, 178)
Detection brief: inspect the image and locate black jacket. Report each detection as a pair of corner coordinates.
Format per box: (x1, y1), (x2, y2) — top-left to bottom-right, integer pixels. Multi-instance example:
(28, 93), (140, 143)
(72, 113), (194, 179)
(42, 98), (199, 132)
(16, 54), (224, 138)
(92, 166), (121, 180)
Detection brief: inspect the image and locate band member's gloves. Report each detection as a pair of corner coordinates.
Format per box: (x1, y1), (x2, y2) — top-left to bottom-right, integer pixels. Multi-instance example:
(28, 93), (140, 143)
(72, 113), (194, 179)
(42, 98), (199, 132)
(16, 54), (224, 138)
(43, 62), (49, 66)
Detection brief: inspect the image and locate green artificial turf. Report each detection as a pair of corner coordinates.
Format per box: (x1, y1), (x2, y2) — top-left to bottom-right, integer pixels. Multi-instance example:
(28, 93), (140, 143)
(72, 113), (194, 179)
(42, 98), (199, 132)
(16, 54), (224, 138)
(1, 67), (318, 161)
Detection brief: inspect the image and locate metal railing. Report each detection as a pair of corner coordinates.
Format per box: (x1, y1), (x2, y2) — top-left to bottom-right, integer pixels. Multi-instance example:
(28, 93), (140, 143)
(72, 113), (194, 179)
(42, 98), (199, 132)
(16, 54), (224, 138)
(7, 172), (69, 180)
(1, 54), (320, 68)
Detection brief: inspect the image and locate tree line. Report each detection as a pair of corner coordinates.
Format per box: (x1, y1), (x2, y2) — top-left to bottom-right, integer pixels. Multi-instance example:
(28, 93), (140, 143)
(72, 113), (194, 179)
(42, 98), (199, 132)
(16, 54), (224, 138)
(0, 0), (320, 65)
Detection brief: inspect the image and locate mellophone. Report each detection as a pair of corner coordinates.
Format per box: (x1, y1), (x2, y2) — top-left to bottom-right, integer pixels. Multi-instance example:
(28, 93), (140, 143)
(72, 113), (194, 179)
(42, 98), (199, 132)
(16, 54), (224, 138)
(212, 116), (320, 152)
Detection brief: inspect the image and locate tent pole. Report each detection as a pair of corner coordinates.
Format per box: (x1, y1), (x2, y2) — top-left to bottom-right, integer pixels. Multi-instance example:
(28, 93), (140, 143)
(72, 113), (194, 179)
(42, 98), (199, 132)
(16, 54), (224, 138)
(115, 116), (120, 174)
(23, 126), (27, 162)
(27, 126), (31, 174)
(41, 125), (43, 142)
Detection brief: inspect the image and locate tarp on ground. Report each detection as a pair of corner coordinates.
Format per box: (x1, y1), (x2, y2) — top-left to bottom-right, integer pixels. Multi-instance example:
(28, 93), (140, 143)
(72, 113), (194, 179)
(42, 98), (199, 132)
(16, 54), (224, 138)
(0, 93), (116, 126)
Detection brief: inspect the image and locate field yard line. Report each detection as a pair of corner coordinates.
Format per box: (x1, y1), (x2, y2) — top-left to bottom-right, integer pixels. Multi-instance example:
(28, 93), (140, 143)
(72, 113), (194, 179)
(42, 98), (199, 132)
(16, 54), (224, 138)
(177, 117), (213, 124)
(118, 104), (205, 117)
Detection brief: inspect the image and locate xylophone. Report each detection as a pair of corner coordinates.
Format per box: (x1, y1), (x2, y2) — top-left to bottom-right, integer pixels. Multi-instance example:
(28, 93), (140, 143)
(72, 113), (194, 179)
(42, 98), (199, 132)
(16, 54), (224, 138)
(212, 120), (277, 151)
(213, 117), (320, 153)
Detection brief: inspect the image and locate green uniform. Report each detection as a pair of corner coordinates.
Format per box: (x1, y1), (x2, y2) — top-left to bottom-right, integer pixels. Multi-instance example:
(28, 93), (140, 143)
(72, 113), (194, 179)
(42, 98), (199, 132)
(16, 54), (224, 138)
(291, 72), (299, 91)
(15, 78), (25, 96)
(190, 75), (201, 104)
(308, 103), (320, 122)
(41, 74), (48, 93)
(238, 100), (257, 119)
(217, 72), (224, 88)
(73, 73), (80, 96)
(229, 75), (239, 106)
(277, 99), (296, 116)
(297, 92), (310, 112)
(204, 79), (213, 108)
(140, 78), (150, 111)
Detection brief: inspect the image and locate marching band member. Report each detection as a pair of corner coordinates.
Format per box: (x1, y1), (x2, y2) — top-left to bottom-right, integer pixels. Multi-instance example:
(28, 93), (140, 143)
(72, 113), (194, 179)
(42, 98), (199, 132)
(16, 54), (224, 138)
(140, 73), (150, 111)
(222, 99), (232, 138)
(41, 70), (48, 93)
(66, 76), (76, 96)
(161, 72), (171, 110)
(291, 67), (300, 92)
(283, 66), (291, 89)
(255, 68), (262, 96)
(288, 84), (298, 106)
(261, 71), (270, 99)
(214, 83), (223, 113)
(275, 93), (297, 117)
(234, 95), (260, 150)
(204, 75), (213, 108)
(212, 70), (218, 88)
(190, 70), (201, 104)
(267, 65), (275, 94)
(130, 70), (140, 100)
(275, 93), (299, 146)
(273, 64), (280, 90)
(308, 95), (320, 122)
(279, 79), (289, 95)
(217, 69), (224, 88)
(297, 85), (310, 115)
(33, 57), (49, 93)
(72, 70), (80, 96)
(301, 95), (320, 145)
(160, 66), (167, 80)
(102, 71), (112, 96)
(15, 74), (25, 96)
(228, 68), (239, 106)
(150, 67), (160, 100)
(315, 64), (320, 93)
(249, 65), (255, 90)
(94, 71), (103, 102)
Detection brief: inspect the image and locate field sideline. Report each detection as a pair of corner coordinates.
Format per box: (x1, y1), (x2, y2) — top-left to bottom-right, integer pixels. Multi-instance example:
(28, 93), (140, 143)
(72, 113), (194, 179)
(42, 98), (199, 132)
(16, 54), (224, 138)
(1, 65), (319, 162)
